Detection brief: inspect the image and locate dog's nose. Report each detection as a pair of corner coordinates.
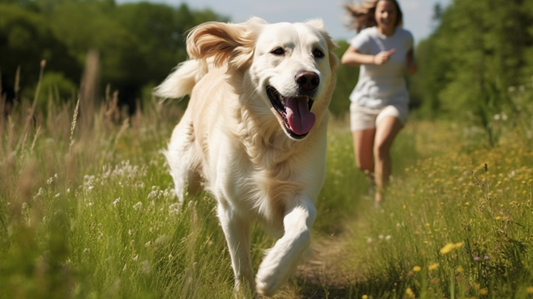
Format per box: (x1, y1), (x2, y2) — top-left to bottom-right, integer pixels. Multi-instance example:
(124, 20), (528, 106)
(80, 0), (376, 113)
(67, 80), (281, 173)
(296, 72), (319, 91)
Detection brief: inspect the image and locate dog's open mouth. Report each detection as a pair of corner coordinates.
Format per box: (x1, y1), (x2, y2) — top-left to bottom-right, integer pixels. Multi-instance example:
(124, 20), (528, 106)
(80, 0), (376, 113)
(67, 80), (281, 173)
(266, 86), (316, 139)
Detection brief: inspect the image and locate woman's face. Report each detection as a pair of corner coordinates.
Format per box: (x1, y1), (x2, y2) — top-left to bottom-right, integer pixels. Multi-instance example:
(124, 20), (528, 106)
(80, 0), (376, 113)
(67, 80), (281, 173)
(375, 0), (398, 34)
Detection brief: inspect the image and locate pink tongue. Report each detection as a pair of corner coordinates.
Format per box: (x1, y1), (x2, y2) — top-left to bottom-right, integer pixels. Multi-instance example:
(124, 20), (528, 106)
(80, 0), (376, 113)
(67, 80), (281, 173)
(285, 97), (316, 135)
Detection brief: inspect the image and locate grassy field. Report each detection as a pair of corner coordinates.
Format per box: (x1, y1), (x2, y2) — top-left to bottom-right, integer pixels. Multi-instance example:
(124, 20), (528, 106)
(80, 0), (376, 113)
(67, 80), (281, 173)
(1, 70), (533, 299)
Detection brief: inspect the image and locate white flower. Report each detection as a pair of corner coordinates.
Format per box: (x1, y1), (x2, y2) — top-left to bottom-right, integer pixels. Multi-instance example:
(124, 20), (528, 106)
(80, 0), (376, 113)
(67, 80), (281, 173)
(133, 202), (142, 210)
(169, 203), (180, 214)
(113, 198), (120, 206)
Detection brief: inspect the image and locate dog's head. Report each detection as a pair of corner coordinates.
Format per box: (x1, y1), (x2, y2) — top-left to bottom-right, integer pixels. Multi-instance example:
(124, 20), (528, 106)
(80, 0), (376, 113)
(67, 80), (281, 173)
(187, 17), (339, 140)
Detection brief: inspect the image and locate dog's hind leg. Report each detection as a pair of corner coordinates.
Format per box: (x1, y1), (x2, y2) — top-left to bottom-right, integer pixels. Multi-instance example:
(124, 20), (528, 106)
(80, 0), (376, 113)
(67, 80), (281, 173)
(164, 115), (201, 205)
(255, 199), (317, 296)
(217, 201), (255, 295)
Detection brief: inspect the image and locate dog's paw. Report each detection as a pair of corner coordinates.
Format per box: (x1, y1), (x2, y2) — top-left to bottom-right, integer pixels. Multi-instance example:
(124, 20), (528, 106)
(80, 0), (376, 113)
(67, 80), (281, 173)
(255, 274), (277, 297)
(255, 265), (286, 297)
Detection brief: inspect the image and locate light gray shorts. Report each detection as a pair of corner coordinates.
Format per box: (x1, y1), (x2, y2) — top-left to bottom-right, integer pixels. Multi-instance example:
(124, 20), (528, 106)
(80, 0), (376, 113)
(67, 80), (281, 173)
(349, 102), (409, 132)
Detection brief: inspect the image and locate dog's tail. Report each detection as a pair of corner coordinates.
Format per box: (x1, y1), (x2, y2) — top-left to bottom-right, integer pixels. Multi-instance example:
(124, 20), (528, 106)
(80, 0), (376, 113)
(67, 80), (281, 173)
(153, 59), (209, 99)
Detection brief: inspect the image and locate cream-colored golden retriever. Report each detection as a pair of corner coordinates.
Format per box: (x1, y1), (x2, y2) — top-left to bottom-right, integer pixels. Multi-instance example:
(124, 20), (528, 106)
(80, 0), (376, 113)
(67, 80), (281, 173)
(155, 17), (338, 296)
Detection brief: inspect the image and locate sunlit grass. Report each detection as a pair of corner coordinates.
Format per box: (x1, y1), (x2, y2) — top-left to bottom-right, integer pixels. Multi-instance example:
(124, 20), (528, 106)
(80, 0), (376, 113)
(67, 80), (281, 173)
(1, 69), (533, 298)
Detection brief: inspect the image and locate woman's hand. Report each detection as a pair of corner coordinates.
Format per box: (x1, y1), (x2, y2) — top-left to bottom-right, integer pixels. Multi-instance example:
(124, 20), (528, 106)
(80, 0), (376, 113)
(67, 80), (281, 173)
(373, 49), (396, 65)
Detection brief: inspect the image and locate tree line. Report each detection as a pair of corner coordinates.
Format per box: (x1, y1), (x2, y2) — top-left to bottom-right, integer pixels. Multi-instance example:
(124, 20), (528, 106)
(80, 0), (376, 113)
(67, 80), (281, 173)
(0, 0), (228, 112)
(2, 0), (533, 122)
(410, 0), (533, 123)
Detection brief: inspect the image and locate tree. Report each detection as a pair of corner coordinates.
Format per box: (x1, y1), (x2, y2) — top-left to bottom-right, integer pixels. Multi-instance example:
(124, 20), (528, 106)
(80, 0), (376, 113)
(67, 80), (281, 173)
(330, 40), (359, 118)
(0, 3), (79, 102)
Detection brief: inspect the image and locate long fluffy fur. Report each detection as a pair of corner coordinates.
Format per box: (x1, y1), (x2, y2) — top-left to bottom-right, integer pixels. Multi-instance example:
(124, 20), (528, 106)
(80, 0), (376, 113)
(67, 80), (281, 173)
(156, 17), (338, 297)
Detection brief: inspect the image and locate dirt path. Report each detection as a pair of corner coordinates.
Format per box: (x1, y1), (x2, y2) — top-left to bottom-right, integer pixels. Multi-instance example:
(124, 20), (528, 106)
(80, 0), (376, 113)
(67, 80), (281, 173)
(290, 232), (363, 299)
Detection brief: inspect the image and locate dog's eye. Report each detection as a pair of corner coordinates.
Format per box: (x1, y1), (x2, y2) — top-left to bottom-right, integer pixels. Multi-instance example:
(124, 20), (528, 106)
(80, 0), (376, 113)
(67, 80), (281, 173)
(313, 49), (325, 58)
(271, 47), (285, 56)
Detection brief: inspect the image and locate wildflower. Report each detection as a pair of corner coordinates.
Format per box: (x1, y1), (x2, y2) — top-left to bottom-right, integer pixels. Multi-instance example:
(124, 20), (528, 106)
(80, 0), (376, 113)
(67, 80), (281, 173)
(385, 235), (392, 241)
(141, 260), (151, 274)
(494, 247), (499, 251)
(484, 255), (489, 260)
(456, 266), (464, 273)
(133, 202), (143, 210)
(113, 198), (120, 206)
(362, 296), (368, 299)
(413, 266), (421, 272)
(440, 243), (455, 255)
(428, 263), (439, 271)
(169, 203), (180, 215)
(474, 257), (481, 261)
(440, 242), (464, 255)
(405, 287), (415, 298)
(479, 288), (488, 295)
(527, 287), (533, 294)
(495, 216), (502, 220)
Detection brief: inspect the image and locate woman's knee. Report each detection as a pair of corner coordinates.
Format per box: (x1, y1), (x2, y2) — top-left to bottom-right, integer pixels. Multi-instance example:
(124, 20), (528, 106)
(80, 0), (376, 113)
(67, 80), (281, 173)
(373, 141), (391, 160)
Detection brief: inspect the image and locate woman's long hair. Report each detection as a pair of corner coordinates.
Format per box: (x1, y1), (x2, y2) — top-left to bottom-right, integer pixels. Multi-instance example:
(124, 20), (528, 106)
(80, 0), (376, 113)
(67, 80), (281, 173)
(344, 0), (403, 32)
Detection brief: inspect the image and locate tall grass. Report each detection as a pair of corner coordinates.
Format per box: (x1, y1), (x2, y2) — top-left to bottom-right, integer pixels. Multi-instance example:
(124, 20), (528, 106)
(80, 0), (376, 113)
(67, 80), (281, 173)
(1, 59), (533, 299)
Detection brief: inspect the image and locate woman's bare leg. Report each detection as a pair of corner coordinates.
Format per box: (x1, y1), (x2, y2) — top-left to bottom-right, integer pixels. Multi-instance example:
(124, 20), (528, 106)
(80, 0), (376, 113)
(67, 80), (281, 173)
(373, 116), (403, 203)
(352, 128), (376, 188)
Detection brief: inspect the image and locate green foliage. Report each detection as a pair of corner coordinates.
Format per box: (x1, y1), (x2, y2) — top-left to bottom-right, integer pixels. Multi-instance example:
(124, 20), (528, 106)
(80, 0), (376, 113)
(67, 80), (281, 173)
(0, 3), (79, 100)
(410, 0), (533, 146)
(2, 79), (532, 298)
(0, 0), (228, 108)
(330, 40), (359, 118)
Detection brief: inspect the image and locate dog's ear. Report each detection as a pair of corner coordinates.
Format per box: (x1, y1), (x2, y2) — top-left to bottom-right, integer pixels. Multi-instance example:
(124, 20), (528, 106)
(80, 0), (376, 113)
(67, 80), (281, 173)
(187, 20), (259, 71)
(305, 19), (339, 71)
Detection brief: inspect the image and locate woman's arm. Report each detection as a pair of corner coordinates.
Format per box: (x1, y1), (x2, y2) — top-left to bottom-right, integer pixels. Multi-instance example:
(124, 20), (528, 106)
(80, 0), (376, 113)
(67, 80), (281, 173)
(341, 45), (396, 67)
(406, 48), (417, 74)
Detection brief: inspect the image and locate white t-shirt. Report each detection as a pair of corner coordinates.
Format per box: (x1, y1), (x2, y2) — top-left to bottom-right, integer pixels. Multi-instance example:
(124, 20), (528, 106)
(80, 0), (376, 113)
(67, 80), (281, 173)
(349, 26), (414, 108)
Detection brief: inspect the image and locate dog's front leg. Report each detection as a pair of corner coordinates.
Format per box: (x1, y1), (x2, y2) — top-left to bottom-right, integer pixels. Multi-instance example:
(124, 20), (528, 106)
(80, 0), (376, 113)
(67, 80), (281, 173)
(255, 200), (317, 296)
(217, 202), (255, 295)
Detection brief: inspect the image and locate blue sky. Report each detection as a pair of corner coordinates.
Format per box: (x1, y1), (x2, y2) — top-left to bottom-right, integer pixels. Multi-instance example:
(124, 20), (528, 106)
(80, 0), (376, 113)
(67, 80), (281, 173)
(116, 0), (452, 43)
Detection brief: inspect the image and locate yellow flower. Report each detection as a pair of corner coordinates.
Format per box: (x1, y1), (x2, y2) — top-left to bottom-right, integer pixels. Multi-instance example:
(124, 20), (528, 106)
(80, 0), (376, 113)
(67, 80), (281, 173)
(527, 287), (533, 294)
(440, 242), (463, 255)
(440, 243), (455, 255)
(456, 266), (464, 273)
(495, 216), (502, 220)
(362, 295), (368, 299)
(413, 266), (421, 272)
(479, 288), (488, 295)
(405, 287), (415, 298)
(428, 263), (439, 271)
